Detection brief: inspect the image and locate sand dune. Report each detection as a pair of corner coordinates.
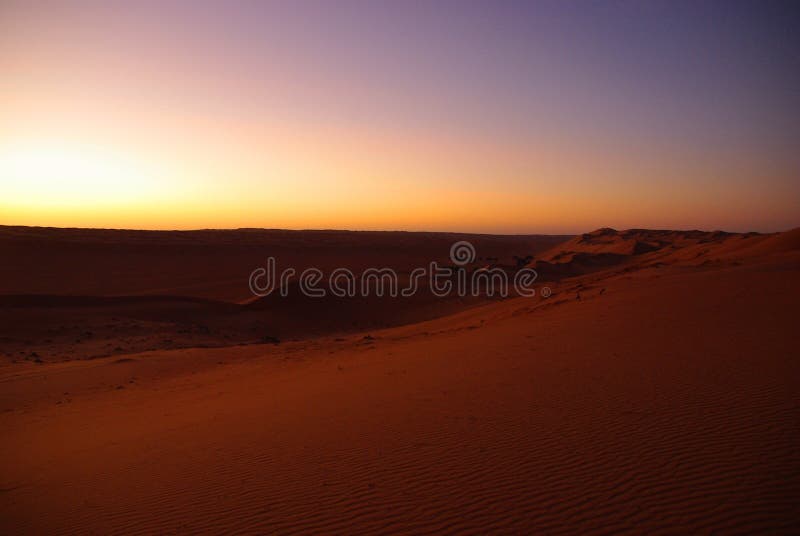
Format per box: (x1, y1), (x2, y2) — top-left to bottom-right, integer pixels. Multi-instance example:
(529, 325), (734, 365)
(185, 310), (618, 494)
(0, 226), (798, 533)
(0, 227), (566, 363)
(530, 227), (796, 281)
(0, 226), (568, 301)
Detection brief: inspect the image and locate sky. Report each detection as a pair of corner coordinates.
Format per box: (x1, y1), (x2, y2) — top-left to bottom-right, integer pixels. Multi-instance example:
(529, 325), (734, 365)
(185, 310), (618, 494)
(1, 0), (798, 233)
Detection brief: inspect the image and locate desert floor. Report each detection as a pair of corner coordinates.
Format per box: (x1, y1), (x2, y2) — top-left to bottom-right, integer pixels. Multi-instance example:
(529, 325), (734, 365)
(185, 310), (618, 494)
(1, 227), (798, 534)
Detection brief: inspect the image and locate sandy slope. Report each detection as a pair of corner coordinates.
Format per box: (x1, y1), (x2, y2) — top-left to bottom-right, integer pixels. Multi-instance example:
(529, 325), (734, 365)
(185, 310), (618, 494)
(0, 227), (798, 533)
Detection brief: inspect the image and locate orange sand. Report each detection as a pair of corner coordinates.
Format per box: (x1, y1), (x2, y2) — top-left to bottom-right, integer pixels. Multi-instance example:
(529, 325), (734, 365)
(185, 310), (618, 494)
(1, 227), (798, 533)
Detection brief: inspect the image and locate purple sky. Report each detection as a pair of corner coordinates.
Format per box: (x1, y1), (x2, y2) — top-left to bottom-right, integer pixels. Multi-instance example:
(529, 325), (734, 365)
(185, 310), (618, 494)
(1, 1), (798, 232)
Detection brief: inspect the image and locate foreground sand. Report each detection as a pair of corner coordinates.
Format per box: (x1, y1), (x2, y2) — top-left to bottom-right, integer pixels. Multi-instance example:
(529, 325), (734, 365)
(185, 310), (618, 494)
(1, 228), (798, 533)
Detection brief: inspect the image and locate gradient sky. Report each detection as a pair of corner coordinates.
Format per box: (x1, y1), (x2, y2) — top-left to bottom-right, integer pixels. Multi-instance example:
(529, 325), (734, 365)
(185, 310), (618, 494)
(1, 0), (798, 233)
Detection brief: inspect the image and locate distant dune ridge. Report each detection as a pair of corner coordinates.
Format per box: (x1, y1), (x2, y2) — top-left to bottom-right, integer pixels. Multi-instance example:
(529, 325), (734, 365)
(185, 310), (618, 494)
(1, 226), (791, 364)
(531, 227), (794, 279)
(0, 226), (568, 362)
(0, 226), (569, 300)
(0, 225), (798, 533)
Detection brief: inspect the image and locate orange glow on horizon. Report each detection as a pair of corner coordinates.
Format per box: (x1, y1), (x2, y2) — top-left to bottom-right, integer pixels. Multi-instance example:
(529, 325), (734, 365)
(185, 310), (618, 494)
(1, 2), (797, 234)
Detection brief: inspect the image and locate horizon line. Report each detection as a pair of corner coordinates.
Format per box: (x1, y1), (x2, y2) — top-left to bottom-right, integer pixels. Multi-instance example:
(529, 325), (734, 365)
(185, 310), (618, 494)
(1, 223), (795, 237)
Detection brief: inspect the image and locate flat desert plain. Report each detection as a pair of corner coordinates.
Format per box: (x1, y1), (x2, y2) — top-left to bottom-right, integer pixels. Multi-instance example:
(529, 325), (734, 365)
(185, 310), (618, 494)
(0, 226), (798, 534)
